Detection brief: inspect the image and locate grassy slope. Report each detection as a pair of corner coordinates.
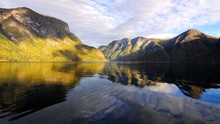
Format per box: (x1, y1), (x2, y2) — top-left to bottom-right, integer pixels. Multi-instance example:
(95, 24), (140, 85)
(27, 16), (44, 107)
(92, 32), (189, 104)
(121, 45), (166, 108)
(0, 34), (25, 61)
(0, 34), (106, 62)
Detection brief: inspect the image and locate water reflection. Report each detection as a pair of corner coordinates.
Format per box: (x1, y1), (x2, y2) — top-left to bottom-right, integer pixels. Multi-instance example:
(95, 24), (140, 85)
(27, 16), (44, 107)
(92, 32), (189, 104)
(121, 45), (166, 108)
(0, 63), (104, 121)
(0, 62), (220, 123)
(0, 63), (104, 85)
(0, 83), (66, 120)
(103, 62), (220, 99)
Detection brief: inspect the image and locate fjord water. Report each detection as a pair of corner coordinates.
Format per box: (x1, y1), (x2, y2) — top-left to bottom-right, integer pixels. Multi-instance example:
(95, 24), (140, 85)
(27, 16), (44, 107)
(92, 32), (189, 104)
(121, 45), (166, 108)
(0, 62), (220, 124)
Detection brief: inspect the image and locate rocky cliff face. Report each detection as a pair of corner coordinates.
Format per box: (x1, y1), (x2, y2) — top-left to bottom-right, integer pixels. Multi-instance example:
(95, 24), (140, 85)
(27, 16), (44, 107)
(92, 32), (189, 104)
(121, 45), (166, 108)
(0, 7), (77, 40)
(0, 7), (106, 62)
(98, 37), (169, 61)
(99, 29), (219, 62)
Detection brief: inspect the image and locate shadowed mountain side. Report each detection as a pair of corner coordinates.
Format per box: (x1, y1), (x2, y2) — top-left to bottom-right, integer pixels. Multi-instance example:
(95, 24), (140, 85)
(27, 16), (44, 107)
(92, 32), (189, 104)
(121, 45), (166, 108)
(0, 7), (106, 62)
(0, 63), (105, 120)
(99, 29), (219, 62)
(160, 29), (220, 61)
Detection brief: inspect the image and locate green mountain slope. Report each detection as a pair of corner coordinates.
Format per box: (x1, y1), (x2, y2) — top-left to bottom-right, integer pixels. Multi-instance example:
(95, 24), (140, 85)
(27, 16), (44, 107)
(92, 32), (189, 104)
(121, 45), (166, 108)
(99, 29), (220, 62)
(0, 7), (106, 62)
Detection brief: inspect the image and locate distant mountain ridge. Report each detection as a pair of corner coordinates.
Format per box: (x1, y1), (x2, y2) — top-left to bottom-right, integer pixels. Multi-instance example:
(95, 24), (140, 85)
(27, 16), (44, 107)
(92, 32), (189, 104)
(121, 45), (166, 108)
(0, 7), (106, 62)
(99, 29), (220, 61)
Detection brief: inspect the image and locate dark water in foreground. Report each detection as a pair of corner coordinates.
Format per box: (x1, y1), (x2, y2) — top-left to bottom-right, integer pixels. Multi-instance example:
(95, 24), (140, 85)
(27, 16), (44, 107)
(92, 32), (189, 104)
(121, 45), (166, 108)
(0, 62), (220, 124)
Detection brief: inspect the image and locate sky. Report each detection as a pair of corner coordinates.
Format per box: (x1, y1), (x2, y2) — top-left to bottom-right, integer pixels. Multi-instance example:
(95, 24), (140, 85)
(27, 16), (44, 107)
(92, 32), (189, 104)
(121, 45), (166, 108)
(1, 0), (220, 47)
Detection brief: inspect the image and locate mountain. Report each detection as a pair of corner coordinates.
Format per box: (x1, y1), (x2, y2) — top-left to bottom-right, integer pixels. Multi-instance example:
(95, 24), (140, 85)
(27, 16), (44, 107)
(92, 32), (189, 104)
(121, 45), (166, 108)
(99, 37), (169, 61)
(99, 29), (220, 61)
(0, 7), (106, 62)
(160, 29), (219, 61)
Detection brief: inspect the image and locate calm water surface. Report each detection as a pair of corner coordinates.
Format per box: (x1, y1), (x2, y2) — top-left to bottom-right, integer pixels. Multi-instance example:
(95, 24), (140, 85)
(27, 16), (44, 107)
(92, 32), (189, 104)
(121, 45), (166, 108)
(0, 62), (220, 124)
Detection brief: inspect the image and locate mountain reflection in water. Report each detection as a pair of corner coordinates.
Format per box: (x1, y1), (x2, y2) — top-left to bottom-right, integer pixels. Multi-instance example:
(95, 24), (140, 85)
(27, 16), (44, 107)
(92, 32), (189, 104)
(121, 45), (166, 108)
(0, 62), (220, 124)
(103, 62), (220, 99)
(0, 63), (104, 121)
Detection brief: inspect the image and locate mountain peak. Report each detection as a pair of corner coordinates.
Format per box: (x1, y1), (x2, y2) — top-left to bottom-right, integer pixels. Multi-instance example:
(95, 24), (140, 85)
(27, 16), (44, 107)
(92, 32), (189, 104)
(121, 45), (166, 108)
(9, 7), (31, 11)
(187, 28), (200, 32)
(0, 7), (32, 14)
(15, 7), (30, 10)
(171, 29), (204, 44)
(133, 36), (146, 41)
(185, 29), (202, 35)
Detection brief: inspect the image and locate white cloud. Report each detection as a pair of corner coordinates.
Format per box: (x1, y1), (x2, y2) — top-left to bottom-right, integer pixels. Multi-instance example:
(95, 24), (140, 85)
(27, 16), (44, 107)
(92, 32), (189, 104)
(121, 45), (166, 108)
(147, 33), (176, 39)
(144, 83), (182, 95)
(1, 0), (220, 47)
